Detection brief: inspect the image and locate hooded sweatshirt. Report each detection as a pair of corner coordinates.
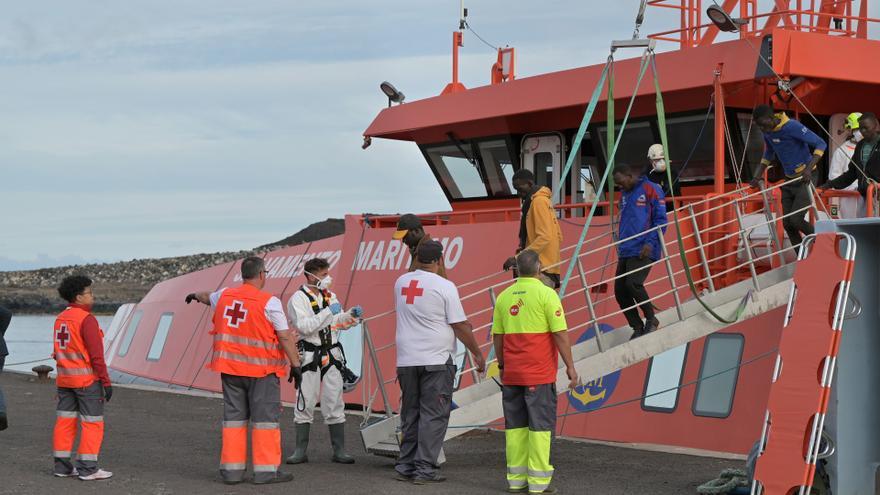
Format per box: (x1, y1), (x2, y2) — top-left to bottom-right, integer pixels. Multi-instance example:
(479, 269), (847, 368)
(523, 186), (563, 275)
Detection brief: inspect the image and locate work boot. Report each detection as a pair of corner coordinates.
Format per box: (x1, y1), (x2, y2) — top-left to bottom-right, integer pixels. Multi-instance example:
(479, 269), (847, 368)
(253, 471), (294, 485)
(629, 326), (645, 340)
(329, 423), (355, 464)
(285, 423), (310, 464)
(644, 317), (660, 334)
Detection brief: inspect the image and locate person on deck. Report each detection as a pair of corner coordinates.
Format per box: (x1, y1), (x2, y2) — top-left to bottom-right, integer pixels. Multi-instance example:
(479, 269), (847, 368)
(393, 240), (485, 485)
(612, 163), (667, 339)
(492, 249), (578, 495)
(503, 169), (564, 289)
(0, 305), (11, 431)
(820, 112), (880, 211)
(750, 105), (827, 250)
(392, 213), (447, 278)
(285, 257), (362, 465)
(827, 112), (865, 219)
(52, 275), (113, 480)
(186, 256), (301, 485)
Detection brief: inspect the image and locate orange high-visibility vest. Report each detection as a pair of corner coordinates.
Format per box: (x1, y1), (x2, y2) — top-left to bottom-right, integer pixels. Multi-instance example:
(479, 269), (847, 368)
(53, 307), (99, 388)
(209, 284), (287, 378)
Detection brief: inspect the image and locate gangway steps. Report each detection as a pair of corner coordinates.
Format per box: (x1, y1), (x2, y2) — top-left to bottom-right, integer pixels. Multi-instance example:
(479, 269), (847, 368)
(360, 265), (795, 457)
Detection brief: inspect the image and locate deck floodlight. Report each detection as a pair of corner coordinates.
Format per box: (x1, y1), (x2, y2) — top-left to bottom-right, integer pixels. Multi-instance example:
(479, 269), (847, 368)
(707, 5), (746, 33)
(380, 81), (405, 107)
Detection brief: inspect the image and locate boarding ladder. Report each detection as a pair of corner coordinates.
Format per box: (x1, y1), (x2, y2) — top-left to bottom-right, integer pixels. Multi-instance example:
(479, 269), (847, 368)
(358, 180), (828, 458)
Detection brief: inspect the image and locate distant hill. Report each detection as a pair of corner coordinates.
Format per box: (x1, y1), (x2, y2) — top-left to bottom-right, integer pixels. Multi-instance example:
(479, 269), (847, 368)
(259, 218), (345, 249)
(0, 218), (347, 314)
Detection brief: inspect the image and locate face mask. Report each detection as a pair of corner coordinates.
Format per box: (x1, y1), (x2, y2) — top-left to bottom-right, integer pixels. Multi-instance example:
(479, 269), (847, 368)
(306, 272), (333, 291)
(853, 130), (863, 143)
(651, 159), (667, 173)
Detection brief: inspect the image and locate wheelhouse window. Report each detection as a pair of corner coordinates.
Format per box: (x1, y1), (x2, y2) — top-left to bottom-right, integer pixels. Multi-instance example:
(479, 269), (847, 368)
(597, 121), (656, 169)
(664, 114), (721, 182)
(422, 137), (519, 201)
(146, 313), (174, 361)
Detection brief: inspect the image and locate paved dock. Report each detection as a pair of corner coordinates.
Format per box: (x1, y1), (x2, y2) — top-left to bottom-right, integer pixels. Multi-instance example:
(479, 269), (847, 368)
(0, 371), (735, 494)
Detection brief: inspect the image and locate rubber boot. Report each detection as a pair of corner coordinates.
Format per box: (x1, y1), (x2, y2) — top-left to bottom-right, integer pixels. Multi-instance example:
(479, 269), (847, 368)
(285, 423), (310, 464)
(329, 423), (354, 464)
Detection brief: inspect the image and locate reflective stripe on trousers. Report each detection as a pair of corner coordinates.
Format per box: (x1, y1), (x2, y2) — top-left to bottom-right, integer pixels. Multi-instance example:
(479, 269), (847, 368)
(219, 374), (282, 483)
(53, 383), (104, 476)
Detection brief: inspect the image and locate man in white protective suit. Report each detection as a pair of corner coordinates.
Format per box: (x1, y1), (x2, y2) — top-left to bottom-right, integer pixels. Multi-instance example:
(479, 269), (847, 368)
(285, 257), (362, 465)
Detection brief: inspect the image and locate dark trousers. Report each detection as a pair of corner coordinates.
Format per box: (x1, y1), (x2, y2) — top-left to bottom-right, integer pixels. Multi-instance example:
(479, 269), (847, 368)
(0, 356), (6, 418)
(395, 361), (455, 479)
(781, 176), (817, 249)
(614, 256), (654, 330)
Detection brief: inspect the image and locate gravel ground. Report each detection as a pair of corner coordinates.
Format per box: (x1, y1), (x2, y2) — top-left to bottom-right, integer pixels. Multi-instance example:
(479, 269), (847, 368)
(0, 371), (734, 495)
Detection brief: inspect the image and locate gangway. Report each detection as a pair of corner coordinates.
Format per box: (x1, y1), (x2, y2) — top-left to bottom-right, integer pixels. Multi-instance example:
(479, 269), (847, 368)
(358, 180), (825, 458)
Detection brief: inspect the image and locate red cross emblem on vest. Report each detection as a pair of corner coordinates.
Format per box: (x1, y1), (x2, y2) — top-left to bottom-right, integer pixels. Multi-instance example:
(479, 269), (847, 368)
(224, 300), (248, 328)
(55, 324), (71, 350)
(401, 279), (424, 305)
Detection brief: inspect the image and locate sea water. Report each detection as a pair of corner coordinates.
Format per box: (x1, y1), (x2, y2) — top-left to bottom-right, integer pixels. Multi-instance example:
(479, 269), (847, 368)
(3, 314), (113, 374)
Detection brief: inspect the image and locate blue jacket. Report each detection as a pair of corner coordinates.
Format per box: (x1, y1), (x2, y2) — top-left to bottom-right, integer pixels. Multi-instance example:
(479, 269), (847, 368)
(761, 113), (827, 177)
(618, 176), (667, 261)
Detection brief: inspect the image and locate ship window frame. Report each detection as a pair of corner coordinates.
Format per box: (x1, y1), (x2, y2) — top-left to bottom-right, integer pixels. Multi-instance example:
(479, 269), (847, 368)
(146, 312), (174, 362)
(692, 333), (744, 419)
(117, 310), (144, 358)
(640, 343), (689, 413)
(420, 134), (520, 203)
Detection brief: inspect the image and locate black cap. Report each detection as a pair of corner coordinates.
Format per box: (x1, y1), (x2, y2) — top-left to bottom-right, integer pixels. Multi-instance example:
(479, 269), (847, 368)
(392, 214), (423, 240)
(416, 240), (444, 263)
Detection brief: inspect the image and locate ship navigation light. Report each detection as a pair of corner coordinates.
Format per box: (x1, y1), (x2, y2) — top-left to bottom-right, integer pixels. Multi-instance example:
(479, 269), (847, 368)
(706, 5), (747, 33)
(380, 81), (406, 108)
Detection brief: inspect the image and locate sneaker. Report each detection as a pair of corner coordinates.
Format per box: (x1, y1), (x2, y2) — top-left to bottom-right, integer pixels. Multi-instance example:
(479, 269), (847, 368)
(253, 471), (294, 485)
(644, 317), (660, 334)
(412, 473), (446, 485)
(78, 469), (112, 481)
(54, 469), (79, 478)
(394, 472), (414, 482)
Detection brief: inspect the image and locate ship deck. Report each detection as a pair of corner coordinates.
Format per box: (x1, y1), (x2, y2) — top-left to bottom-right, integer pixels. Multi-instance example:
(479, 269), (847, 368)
(0, 371), (735, 494)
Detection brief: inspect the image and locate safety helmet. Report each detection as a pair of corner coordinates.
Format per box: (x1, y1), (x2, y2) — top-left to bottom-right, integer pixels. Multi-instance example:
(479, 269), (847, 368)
(845, 112), (863, 130)
(647, 144), (667, 173)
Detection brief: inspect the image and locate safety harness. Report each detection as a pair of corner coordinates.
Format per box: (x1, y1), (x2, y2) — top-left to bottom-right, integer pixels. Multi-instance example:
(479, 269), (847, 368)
(297, 287), (349, 379)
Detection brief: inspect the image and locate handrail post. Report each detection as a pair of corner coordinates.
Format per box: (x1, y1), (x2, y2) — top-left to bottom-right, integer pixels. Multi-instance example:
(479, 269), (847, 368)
(758, 186), (786, 267)
(577, 259), (605, 352)
(362, 320), (393, 418)
(733, 200), (761, 291)
(657, 227), (684, 321)
(687, 204), (715, 292)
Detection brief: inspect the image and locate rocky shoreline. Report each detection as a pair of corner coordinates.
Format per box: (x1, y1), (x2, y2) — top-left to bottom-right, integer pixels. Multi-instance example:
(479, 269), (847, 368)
(0, 218), (345, 314)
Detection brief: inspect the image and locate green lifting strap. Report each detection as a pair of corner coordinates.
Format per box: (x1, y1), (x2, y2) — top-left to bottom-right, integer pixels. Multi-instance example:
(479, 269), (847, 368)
(559, 51), (652, 296)
(652, 55), (747, 324)
(552, 57), (612, 201)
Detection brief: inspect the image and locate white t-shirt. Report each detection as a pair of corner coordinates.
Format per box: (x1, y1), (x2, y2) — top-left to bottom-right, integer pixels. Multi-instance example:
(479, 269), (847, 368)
(394, 270), (467, 367)
(210, 287), (289, 333)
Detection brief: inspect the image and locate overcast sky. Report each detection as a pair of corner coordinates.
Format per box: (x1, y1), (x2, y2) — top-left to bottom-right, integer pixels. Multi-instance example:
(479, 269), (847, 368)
(0, 1), (874, 270)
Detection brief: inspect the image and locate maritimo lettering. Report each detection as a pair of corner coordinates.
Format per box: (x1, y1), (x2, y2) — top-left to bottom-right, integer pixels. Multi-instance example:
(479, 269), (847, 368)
(351, 237), (464, 271)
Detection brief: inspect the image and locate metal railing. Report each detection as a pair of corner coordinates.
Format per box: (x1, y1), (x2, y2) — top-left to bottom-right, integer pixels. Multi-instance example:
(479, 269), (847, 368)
(357, 177), (825, 418)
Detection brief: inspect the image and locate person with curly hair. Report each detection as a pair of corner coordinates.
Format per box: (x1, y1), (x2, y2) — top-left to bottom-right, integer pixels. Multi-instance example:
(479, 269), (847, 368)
(52, 275), (113, 480)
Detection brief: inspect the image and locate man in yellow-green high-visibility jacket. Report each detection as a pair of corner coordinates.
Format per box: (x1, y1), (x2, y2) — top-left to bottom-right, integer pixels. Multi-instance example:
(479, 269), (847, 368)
(492, 250), (579, 494)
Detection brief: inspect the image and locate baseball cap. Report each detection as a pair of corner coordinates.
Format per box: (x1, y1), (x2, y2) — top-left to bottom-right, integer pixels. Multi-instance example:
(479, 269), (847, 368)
(416, 240), (443, 263)
(392, 214), (422, 240)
